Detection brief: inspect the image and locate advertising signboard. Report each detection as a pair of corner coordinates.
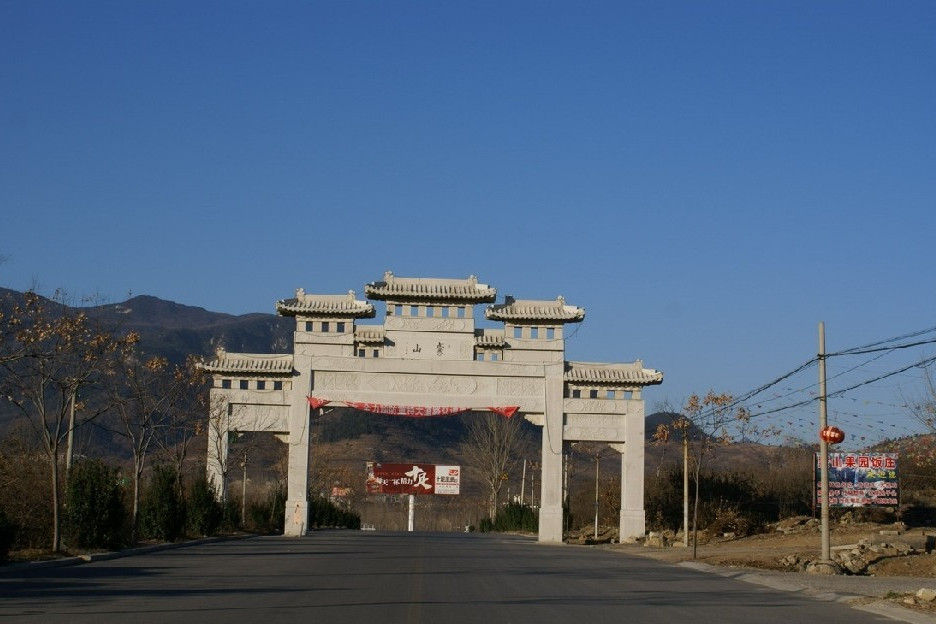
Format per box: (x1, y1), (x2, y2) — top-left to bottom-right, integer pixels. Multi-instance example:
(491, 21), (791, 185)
(366, 462), (460, 496)
(815, 452), (899, 508)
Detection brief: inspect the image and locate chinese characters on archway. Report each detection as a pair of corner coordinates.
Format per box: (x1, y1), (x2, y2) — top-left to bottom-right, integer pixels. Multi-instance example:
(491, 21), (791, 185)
(815, 453), (899, 507)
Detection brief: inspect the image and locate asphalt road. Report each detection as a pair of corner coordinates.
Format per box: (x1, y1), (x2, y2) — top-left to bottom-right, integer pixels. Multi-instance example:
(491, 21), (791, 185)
(0, 532), (913, 624)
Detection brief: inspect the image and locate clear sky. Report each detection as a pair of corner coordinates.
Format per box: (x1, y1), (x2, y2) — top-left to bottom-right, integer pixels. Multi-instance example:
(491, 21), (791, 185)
(2, 1), (934, 446)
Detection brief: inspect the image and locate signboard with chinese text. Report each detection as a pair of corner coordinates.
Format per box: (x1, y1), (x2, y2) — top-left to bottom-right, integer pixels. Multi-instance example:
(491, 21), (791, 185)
(433, 465), (461, 495)
(365, 462), (460, 496)
(815, 452), (899, 507)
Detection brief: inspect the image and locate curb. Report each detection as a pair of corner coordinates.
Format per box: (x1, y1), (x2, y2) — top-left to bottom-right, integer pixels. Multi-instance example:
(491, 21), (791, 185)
(678, 561), (936, 624)
(0, 534), (255, 575)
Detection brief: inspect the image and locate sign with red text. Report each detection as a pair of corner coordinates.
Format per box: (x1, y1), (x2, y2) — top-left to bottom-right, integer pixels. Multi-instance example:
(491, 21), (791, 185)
(815, 453), (899, 507)
(366, 462), (460, 496)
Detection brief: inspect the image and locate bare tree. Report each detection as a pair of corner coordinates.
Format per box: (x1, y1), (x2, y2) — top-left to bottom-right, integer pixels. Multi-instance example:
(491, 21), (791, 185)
(0, 292), (135, 551)
(907, 361), (936, 433)
(100, 349), (193, 543)
(205, 393), (283, 506)
(461, 412), (526, 519)
(154, 357), (211, 497)
(654, 391), (751, 559)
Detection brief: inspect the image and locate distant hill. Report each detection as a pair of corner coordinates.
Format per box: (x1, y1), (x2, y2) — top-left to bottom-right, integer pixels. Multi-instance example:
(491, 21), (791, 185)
(0, 288), (294, 364)
(0, 287), (773, 484)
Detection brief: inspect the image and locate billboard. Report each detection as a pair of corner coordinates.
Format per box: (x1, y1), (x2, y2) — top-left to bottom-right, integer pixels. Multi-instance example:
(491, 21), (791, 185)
(815, 452), (899, 508)
(366, 462), (461, 496)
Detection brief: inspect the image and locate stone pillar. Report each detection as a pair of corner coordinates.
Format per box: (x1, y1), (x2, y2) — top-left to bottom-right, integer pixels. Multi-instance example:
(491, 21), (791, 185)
(618, 402), (646, 541)
(284, 358), (311, 537)
(537, 363), (565, 543)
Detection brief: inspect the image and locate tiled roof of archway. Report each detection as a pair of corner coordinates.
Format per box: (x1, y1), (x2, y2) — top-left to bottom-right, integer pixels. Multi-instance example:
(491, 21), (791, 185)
(364, 271), (497, 303)
(565, 361), (663, 386)
(355, 328), (385, 344)
(277, 290), (376, 318)
(200, 352), (294, 375)
(475, 331), (507, 347)
(486, 296), (585, 323)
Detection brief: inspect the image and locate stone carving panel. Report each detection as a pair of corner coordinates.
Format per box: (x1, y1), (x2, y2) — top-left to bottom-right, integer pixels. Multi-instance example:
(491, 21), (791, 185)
(564, 399), (626, 415)
(314, 371), (361, 391)
(312, 358), (363, 372)
(372, 373), (479, 395)
(385, 317), (468, 332)
(563, 413), (626, 443)
(228, 404), (289, 433)
(498, 376), (543, 398)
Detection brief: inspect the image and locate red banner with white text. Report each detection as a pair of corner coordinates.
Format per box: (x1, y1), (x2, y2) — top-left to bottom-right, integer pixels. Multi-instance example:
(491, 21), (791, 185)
(307, 397), (517, 418)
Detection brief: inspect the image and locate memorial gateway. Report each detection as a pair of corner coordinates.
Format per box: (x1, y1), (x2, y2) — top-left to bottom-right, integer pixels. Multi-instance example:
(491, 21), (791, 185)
(201, 272), (663, 543)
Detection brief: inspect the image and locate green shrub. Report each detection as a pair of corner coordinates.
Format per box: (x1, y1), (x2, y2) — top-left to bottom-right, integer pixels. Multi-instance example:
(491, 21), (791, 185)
(186, 476), (222, 537)
(139, 465), (185, 541)
(0, 507), (16, 562)
(247, 483), (286, 533)
(64, 460), (126, 550)
(493, 502), (538, 533)
(308, 495), (360, 529)
(221, 495), (241, 532)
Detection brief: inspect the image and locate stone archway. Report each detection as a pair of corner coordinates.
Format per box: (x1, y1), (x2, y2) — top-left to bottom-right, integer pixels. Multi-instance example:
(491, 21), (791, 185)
(201, 272), (662, 543)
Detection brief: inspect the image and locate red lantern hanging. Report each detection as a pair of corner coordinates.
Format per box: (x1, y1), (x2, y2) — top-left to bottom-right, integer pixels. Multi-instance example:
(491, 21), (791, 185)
(820, 426), (845, 444)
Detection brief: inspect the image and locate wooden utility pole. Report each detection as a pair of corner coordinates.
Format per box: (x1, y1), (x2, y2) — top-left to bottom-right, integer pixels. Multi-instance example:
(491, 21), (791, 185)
(683, 435), (689, 548)
(819, 321), (831, 563)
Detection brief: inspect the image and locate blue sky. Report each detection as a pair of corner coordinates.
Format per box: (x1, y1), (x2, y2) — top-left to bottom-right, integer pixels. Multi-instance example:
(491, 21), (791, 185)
(2, 2), (934, 446)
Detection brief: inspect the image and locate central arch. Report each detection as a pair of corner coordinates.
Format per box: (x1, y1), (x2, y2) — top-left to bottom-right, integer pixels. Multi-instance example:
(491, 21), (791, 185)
(202, 272), (662, 543)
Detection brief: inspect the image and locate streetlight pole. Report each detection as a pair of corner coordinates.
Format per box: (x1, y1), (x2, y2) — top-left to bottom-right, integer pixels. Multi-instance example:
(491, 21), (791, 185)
(594, 451), (600, 540)
(241, 448), (248, 527)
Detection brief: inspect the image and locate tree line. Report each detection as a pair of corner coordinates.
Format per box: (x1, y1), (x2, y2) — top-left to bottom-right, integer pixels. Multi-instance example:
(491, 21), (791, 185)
(0, 291), (360, 561)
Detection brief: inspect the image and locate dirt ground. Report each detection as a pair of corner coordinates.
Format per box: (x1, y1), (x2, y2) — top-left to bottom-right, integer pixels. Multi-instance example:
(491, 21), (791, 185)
(566, 517), (936, 616)
(613, 518), (936, 577)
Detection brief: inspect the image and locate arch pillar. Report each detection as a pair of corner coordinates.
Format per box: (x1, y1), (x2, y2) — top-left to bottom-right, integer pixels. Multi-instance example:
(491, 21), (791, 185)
(284, 353), (312, 537)
(538, 363), (566, 542)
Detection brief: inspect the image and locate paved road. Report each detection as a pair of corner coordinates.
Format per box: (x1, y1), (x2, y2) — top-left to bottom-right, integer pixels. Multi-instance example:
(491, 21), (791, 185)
(0, 532), (920, 624)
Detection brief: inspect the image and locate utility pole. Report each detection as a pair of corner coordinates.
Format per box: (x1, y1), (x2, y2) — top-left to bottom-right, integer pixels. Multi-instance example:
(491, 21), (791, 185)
(683, 434), (689, 548)
(520, 459), (526, 505)
(819, 321), (831, 564)
(65, 389), (77, 475)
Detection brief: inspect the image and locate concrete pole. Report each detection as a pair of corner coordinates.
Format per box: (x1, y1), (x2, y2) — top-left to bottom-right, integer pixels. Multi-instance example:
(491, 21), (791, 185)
(408, 494), (415, 531)
(241, 449), (248, 527)
(593, 452), (599, 540)
(520, 459), (526, 505)
(819, 321), (831, 563)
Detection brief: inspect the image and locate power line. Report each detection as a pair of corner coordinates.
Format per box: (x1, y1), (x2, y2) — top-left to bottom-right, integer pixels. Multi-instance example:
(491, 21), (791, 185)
(831, 324), (936, 356)
(829, 337), (936, 357)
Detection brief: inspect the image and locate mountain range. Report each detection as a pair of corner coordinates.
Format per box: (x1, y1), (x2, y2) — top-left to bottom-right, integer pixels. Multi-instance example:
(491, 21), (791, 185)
(0, 288), (711, 478)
